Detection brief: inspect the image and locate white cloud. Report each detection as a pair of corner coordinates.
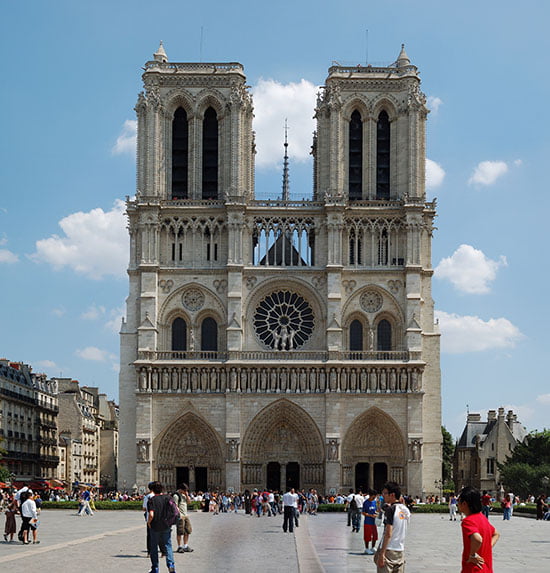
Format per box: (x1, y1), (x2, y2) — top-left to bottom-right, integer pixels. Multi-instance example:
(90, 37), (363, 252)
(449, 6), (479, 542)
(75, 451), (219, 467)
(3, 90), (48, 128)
(81, 304), (106, 321)
(31, 199), (128, 280)
(426, 158), (445, 190)
(75, 346), (116, 362)
(51, 307), (66, 317)
(427, 96), (443, 114)
(252, 78), (318, 169)
(112, 120), (137, 155)
(0, 248), (18, 263)
(35, 359), (57, 370)
(468, 160), (508, 186)
(105, 304), (126, 334)
(536, 394), (550, 406)
(435, 310), (523, 354)
(513, 159), (523, 167)
(435, 244), (507, 294)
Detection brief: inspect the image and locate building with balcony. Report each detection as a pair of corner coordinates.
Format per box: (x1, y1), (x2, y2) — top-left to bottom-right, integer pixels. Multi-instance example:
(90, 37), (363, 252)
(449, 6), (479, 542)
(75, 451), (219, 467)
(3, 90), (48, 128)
(118, 44), (441, 495)
(0, 359), (59, 483)
(55, 379), (100, 486)
(454, 408), (527, 494)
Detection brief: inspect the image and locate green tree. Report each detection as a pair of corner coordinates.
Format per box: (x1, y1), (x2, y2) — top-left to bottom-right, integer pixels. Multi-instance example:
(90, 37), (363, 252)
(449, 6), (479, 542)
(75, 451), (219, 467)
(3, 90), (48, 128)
(499, 430), (550, 498)
(442, 426), (455, 486)
(0, 465), (10, 483)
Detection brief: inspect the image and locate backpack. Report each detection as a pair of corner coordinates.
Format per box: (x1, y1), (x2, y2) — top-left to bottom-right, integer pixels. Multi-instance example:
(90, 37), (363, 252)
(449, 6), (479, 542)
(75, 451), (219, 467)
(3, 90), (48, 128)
(350, 495), (358, 511)
(162, 494), (181, 528)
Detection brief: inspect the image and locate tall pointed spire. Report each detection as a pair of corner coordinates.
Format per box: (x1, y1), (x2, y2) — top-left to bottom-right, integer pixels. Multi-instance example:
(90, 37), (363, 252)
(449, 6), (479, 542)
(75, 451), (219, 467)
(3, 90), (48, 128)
(282, 119), (290, 201)
(396, 43), (410, 68)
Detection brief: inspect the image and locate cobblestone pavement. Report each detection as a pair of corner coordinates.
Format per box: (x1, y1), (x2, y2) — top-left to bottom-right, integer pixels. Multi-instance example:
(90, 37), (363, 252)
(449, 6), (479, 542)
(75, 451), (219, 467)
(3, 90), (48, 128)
(0, 509), (548, 572)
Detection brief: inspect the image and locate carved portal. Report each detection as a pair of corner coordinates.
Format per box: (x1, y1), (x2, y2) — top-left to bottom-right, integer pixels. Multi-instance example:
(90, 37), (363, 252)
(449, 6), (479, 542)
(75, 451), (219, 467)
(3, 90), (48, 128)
(156, 412), (224, 491)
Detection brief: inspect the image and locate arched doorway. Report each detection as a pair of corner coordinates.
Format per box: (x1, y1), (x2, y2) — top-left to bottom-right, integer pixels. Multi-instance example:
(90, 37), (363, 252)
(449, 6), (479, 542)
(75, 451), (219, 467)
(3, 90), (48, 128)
(241, 399), (324, 492)
(342, 407), (406, 493)
(156, 412), (224, 492)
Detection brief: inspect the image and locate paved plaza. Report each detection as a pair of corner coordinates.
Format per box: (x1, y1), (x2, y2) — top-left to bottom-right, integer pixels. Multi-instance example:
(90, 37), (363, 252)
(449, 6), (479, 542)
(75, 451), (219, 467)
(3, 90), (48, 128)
(0, 509), (548, 572)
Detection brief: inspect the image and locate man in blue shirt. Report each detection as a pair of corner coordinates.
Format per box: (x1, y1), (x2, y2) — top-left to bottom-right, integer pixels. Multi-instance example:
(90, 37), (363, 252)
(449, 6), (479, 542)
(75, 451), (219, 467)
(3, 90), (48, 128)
(362, 488), (379, 555)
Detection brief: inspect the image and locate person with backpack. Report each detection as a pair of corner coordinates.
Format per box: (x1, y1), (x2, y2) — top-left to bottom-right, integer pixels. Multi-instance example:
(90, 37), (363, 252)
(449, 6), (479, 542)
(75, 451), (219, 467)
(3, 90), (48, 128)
(173, 483), (193, 554)
(147, 481), (178, 573)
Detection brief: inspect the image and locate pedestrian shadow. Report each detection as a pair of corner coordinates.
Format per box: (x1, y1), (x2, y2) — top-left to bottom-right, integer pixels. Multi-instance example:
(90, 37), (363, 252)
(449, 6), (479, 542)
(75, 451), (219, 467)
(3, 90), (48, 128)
(114, 554), (145, 559)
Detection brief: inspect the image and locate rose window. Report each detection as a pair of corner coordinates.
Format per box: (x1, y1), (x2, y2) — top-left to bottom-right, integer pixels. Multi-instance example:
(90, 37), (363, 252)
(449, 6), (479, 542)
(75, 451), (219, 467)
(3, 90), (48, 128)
(253, 291), (314, 350)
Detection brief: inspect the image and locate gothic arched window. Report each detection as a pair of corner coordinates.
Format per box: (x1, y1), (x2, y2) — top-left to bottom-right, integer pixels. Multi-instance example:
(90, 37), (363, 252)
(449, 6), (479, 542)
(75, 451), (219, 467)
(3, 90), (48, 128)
(349, 110), (362, 200)
(201, 317), (218, 351)
(378, 229), (389, 265)
(202, 107), (218, 200)
(350, 319), (363, 351)
(376, 110), (390, 199)
(172, 107), (189, 199)
(171, 317), (187, 351)
(377, 319), (392, 351)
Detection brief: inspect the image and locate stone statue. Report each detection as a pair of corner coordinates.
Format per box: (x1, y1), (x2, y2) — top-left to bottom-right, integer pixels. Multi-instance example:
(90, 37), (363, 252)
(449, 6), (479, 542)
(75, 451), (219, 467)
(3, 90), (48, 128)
(328, 439), (339, 461)
(137, 440), (149, 462)
(227, 439), (239, 461)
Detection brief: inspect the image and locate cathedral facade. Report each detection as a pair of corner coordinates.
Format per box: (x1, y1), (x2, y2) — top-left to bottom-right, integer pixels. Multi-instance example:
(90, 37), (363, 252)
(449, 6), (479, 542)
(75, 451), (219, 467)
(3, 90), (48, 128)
(118, 43), (442, 496)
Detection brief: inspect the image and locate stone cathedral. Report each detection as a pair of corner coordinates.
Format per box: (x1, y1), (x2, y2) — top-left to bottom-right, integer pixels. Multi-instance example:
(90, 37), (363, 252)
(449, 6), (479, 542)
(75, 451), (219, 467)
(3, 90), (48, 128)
(118, 43), (442, 496)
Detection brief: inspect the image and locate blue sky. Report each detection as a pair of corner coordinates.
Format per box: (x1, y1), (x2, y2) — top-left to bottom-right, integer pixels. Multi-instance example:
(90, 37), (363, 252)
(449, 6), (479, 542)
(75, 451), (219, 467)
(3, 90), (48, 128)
(1, 0), (548, 439)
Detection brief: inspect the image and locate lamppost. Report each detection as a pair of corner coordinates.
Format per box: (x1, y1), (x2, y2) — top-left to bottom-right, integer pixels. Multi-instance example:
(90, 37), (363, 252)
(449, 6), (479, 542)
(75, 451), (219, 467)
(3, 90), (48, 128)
(542, 475), (549, 498)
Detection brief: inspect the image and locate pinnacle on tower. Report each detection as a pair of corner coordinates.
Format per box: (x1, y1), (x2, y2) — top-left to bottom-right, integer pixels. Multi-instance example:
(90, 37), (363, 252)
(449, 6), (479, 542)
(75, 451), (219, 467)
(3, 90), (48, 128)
(154, 41), (168, 63)
(396, 43), (410, 68)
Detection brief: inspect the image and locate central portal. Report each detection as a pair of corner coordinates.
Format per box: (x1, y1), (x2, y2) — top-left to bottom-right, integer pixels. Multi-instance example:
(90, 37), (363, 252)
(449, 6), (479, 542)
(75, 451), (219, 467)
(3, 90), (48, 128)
(286, 462), (300, 490)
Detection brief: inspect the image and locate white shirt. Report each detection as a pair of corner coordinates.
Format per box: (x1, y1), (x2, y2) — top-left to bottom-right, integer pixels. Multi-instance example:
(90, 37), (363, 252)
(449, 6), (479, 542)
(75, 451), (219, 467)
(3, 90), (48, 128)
(282, 491), (299, 508)
(21, 498), (38, 520)
(143, 492), (154, 510)
(347, 493), (364, 508)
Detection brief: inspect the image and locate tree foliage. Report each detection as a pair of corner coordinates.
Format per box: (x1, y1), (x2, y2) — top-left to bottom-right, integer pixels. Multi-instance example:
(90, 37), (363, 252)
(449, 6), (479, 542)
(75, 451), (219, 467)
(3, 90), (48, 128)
(0, 465), (10, 482)
(499, 430), (550, 497)
(442, 426), (455, 485)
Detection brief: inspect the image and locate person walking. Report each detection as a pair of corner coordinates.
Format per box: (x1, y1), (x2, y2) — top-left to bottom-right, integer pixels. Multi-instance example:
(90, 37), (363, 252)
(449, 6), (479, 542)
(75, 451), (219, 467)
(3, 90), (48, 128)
(173, 483), (193, 554)
(20, 490), (39, 545)
(147, 481), (176, 573)
(374, 481), (410, 573)
(449, 493), (458, 521)
(362, 489), (378, 555)
(501, 494), (512, 520)
(457, 486), (500, 572)
(282, 488), (299, 533)
(481, 491), (492, 519)
(3, 497), (17, 542)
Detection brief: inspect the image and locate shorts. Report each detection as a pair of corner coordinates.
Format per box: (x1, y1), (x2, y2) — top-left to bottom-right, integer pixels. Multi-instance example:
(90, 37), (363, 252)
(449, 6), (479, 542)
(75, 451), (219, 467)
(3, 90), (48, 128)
(176, 516), (192, 536)
(364, 523), (378, 543)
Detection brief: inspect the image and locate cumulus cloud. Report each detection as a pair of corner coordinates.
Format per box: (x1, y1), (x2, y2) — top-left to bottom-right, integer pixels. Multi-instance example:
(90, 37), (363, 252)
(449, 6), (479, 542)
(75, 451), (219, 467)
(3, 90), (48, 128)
(426, 158), (445, 190)
(31, 199), (128, 280)
(35, 359), (57, 370)
(427, 96), (443, 114)
(112, 120), (137, 155)
(105, 304), (126, 334)
(75, 346), (116, 362)
(468, 160), (508, 186)
(435, 244), (507, 294)
(0, 237), (18, 263)
(435, 310), (523, 354)
(81, 304), (107, 321)
(252, 78), (318, 169)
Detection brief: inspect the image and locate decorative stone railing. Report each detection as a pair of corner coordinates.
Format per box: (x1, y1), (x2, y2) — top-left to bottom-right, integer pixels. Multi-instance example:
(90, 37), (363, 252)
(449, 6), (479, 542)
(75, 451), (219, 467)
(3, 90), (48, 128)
(135, 363), (423, 394)
(136, 350), (418, 362)
(144, 62), (244, 73)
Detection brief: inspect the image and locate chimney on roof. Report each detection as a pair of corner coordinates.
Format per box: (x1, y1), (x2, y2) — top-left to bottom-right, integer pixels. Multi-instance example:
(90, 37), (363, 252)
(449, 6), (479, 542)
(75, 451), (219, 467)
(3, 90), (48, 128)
(467, 413), (481, 422)
(498, 407), (505, 419)
(487, 410), (497, 422)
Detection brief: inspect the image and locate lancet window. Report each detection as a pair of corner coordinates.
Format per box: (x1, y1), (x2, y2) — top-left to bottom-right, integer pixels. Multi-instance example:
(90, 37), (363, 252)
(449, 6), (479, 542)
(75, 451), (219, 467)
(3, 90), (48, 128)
(349, 319), (363, 351)
(377, 319), (392, 351)
(252, 217), (315, 267)
(202, 107), (218, 199)
(171, 107), (189, 199)
(345, 218), (405, 268)
(376, 110), (390, 199)
(201, 317), (218, 351)
(349, 110), (363, 200)
(171, 317), (187, 351)
(161, 216), (225, 267)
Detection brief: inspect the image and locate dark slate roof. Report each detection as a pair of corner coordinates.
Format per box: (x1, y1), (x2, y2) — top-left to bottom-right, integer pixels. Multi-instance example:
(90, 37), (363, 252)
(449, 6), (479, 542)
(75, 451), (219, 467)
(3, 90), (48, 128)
(457, 419), (496, 448)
